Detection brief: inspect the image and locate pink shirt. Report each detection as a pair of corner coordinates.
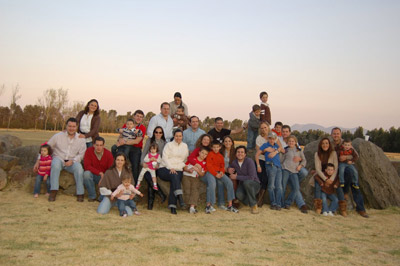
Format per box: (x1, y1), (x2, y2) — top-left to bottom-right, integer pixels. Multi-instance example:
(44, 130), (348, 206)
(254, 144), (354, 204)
(111, 184), (141, 201)
(38, 155), (52, 176)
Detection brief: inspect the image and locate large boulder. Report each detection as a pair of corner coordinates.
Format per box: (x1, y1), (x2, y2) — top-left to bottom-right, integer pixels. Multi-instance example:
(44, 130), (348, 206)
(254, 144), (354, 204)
(0, 154), (19, 171)
(0, 168), (7, 190)
(391, 161), (400, 177)
(0, 134), (22, 154)
(8, 166), (33, 183)
(9, 145), (40, 169)
(301, 138), (400, 209)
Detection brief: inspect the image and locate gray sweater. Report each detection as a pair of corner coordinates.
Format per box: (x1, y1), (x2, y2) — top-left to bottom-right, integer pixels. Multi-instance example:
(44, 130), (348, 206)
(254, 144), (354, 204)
(281, 147), (306, 173)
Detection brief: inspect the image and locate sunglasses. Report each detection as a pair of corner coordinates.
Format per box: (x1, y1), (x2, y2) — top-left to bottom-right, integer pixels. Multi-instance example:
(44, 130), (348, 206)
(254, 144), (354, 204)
(155, 131), (163, 134)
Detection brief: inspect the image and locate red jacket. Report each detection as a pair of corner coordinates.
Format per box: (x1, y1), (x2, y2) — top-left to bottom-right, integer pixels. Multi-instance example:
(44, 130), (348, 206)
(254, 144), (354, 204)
(84, 147), (114, 176)
(206, 151), (225, 176)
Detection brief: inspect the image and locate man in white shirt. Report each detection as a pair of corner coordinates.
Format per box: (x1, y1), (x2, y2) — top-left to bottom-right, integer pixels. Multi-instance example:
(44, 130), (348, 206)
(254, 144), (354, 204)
(147, 102), (174, 141)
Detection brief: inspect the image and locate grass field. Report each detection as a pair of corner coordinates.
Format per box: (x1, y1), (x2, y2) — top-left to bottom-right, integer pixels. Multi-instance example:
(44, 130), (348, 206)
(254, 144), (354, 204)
(1, 129), (400, 265)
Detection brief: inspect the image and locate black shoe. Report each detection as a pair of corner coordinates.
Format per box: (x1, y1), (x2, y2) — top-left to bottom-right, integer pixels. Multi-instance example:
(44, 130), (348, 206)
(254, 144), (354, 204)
(156, 186), (166, 203)
(147, 186), (155, 210)
(170, 207), (177, 215)
(177, 194), (186, 209)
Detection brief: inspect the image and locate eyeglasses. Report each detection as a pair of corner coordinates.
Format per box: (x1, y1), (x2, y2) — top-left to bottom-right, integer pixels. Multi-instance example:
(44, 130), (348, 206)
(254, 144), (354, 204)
(155, 131), (163, 134)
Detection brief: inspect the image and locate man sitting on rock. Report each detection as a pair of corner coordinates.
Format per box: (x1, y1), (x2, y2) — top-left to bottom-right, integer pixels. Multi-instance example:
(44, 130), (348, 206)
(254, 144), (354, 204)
(35, 117), (87, 202)
(331, 127), (369, 218)
(83, 136), (113, 202)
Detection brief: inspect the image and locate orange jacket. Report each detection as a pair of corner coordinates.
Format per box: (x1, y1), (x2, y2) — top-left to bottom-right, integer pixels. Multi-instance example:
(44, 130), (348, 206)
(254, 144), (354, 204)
(206, 151), (225, 176)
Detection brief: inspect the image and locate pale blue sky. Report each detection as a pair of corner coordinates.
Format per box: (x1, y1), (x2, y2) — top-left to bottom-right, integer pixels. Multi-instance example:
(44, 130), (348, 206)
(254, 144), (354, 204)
(1, 0), (399, 129)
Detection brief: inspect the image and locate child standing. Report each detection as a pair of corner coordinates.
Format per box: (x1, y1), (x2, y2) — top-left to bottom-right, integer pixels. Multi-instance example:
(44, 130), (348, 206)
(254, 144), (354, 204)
(111, 176), (143, 217)
(111, 119), (140, 158)
(315, 163), (339, 216)
(259, 91), (271, 126)
(182, 146), (209, 214)
(338, 139), (360, 189)
(205, 141), (238, 213)
(281, 136), (308, 213)
(33, 144), (52, 198)
(136, 143), (162, 190)
(247, 104), (261, 151)
(258, 132), (282, 210)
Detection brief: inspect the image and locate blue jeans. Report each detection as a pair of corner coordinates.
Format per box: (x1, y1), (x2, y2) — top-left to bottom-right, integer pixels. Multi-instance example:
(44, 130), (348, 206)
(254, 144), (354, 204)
(314, 181), (322, 199)
(236, 180), (260, 207)
(201, 172), (217, 205)
(111, 144), (132, 159)
(33, 174), (50, 194)
(266, 164), (283, 207)
(282, 170), (305, 209)
(158, 167), (183, 209)
(129, 146), (142, 185)
(97, 196), (133, 216)
(117, 199), (137, 216)
(339, 163), (359, 185)
(216, 174), (235, 206)
(247, 129), (259, 150)
(83, 171), (101, 200)
(340, 167), (365, 212)
(322, 192), (339, 213)
(256, 159), (268, 190)
(50, 157), (84, 195)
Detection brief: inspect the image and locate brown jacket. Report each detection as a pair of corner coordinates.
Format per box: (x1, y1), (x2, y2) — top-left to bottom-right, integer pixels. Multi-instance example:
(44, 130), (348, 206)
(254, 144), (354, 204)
(315, 174), (339, 195)
(76, 110), (101, 142)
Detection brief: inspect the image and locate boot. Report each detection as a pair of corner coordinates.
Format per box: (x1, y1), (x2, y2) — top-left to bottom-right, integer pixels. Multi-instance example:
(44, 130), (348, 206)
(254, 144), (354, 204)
(257, 189), (266, 207)
(170, 207), (177, 215)
(156, 186), (166, 203)
(147, 185), (155, 210)
(313, 199), (322, 214)
(177, 194), (186, 209)
(339, 200), (347, 217)
(48, 190), (58, 202)
(77, 195), (84, 202)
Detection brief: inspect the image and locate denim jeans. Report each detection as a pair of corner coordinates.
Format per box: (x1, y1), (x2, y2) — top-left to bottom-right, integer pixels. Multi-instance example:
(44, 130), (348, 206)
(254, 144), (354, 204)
(83, 171), (101, 200)
(321, 192), (339, 213)
(339, 163), (359, 185)
(216, 174), (235, 206)
(201, 172), (217, 205)
(314, 181), (322, 199)
(282, 167), (308, 207)
(50, 157), (84, 195)
(97, 196), (133, 216)
(236, 180), (260, 207)
(341, 167), (365, 212)
(247, 129), (259, 150)
(256, 159), (268, 190)
(282, 170), (305, 209)
(117, 199), (137, 216)
(158, 167), (183, 209)
(129, 146), (142, 185)
(33, 174), (50, 194)
(266, 164), (283, 207)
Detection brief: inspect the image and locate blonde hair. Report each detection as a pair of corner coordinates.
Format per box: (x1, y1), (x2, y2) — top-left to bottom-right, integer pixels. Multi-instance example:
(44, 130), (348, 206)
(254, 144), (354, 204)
(259, 122), (270, 137)
(287, 135), (298, 145)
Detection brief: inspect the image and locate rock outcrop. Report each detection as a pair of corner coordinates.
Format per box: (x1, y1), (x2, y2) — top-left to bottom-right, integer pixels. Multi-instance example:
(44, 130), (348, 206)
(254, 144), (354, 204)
(0, 134), (22, 154)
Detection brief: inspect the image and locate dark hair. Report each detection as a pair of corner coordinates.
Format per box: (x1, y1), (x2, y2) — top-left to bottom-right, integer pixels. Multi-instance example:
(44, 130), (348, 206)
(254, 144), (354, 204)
(133, 110), (144, 116)
(189, 116), (199, 123)
(282, 125), (291, 132)
(252, 104), (261, 112)
(173, 128), (183, 136)
(160, 102), (170, 109)
(195, 134), (213, 149)
(126, 118), (134, 123)
(259, 91), (268, 99)
(211, 140), (222, 146)
(177, 105), (185, 111)
(84, 99), (100, 116)
(317, 137), (333, 165)
(149, 143), (159, 152)
(326, 163), (335, 169)
(40, 144), (52, 156)
(199, 146), (210, 153)
(331, 127), (342, 134)
(174, 92), (182, 99)
(215, 117), (223, 123)
(111, 152), (131, 173)
(150, 126), (166, 144)
(66, 117), (78, 125)
(94, 136), (105, 144)
(220, 135), (236, 164)
(274, 121), (283, 127)
(343, 138), (352, 143)
(235, 145), (247, 154)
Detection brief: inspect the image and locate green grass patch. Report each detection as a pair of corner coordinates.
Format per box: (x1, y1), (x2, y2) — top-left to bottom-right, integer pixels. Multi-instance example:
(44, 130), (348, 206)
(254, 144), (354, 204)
(154, 246), (184, 254)
(339, 246), (353, 255)
(385, 249), (400, 256)
(2, 240), (44, 250)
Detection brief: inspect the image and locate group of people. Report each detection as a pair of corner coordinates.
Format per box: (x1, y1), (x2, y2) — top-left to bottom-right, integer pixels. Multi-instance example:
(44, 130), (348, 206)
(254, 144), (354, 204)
(32, 91), (368, 218)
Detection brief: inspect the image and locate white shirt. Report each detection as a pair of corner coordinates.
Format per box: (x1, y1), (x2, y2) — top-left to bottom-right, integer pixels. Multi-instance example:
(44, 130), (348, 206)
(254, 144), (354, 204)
(47, 131), (86, 163)
(79, 113), (93, 143)
(256, 135), (267, 161)
(147, 113), (174, 141)
(160, 141), (189, 171)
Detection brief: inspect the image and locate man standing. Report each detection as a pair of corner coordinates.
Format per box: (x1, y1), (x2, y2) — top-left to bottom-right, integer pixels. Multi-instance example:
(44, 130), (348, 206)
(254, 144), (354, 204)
(83, 136), (113, 202)
(129, 110), (146, 183)
(169, 92), (188, 116)
(147, 102), (174, 141)
(183, 116), (205, 153)
(331, 127), (368, 218)
(208, 117), (246, 143)
(43, 117), (86, 202)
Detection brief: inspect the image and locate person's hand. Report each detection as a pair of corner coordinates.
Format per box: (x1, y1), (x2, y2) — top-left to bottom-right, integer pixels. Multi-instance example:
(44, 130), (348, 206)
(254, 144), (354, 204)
(43, 174), (48, 181)
(257, 165), (262, 173)
(170, 168), (177, 174)
(334, 185), (338, 188)
(150, 157), (157, 162)
(230, 173), (237, 180)
(65, 160), (73, 167)
(33, 161), (39, 173)
(142, 163), (148, 168)
(99, 172), (104, 179)
(139, 193), (144, 198)
(117, 190), (124, 197)
(348, 161), (353, 164)
(78, 134), (86, 139)
(129, 194), (134, 200)
(279, 148), (285, 154)
(228, 168), (235, 175)
(293, 156), (302, 163)
(111, 195), (115, 200)
(325, 179), (333, 185)
(296, 165), (302, 172)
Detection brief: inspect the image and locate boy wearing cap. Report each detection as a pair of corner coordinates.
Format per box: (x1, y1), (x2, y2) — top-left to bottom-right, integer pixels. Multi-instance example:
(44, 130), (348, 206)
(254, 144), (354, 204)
(258, 132), (283, 210)
(170, 92), (189, 116)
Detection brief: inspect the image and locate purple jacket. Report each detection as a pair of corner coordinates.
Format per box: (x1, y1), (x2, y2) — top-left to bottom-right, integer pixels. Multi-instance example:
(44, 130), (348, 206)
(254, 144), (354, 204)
(229, 157), (260, 183)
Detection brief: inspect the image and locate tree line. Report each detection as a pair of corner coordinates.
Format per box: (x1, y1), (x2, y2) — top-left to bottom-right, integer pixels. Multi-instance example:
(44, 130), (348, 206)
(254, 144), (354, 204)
(1, 85), (399, 152)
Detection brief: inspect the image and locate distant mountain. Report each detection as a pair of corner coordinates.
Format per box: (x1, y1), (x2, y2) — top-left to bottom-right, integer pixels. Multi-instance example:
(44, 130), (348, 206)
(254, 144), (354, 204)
(291, 124), (357, 134)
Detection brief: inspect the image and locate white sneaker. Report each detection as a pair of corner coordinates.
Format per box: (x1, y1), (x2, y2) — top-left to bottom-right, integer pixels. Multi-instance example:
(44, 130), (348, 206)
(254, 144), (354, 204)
(322, 212), (328, 216)
(328, 211), (334, 216)
(209, 206), (216, 212)
(189, 207), (198, 214)
(122, 213), (128, 218)
(218, 205), (228, 210)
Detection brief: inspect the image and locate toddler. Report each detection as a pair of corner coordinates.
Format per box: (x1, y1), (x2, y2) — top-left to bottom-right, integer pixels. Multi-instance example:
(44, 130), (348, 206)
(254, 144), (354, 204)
(33, 143), (52, 198)
(172, 105), (189, 131)
(315, 163), (339, 216)
(259, 91), (271, 125)
(111, 119), (141, 158)
(136, 143), (162, 190)
(111, 176), (143, 217)
(247, 104), (261, 151)
(338, 139), (359, 189)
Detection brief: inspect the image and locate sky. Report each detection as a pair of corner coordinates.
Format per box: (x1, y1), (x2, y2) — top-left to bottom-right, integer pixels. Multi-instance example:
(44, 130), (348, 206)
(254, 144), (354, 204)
(1, 0), (399, 130)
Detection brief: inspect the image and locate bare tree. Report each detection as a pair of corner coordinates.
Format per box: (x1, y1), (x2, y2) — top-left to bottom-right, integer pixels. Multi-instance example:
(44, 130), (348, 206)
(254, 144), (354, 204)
(0, 84), (5, 97)
(38, 89), (57, 130)
(7, 85), (22, 129)
(53, 88), (69, 130)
